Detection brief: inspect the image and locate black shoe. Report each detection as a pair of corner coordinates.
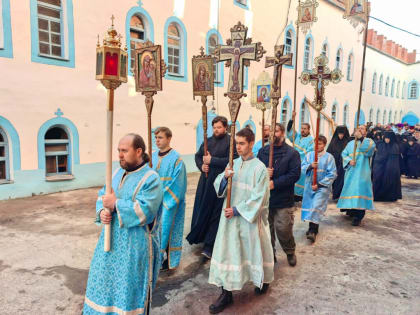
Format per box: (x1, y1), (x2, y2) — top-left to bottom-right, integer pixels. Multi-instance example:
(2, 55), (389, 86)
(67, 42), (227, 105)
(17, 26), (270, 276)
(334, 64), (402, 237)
(352, 217), (361, 226)
(209, 289), (233, 314)
(287, 253), (297, 266)
(307, 232), (316, 243)
(254, 283), (269, 295)
(201, 249), (212, 260)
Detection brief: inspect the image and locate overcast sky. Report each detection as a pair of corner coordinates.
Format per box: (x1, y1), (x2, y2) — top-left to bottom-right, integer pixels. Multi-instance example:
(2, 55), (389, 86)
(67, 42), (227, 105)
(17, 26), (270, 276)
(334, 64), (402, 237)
(369, 0), (420, 59)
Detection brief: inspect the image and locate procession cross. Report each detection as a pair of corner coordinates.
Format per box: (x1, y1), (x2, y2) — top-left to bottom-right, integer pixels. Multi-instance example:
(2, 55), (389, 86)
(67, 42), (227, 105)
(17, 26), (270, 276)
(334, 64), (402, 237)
(300, 55), (342, 185)
(265, 45), (293, 170)
(214, 22), (265, 208)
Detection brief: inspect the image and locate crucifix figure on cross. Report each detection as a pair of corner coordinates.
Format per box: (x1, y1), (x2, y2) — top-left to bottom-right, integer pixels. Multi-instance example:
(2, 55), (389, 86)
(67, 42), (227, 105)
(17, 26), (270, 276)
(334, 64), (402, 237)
(215, 22), (265, 94)
(265, 45), (293, 97)
(300, 55), (342, 185)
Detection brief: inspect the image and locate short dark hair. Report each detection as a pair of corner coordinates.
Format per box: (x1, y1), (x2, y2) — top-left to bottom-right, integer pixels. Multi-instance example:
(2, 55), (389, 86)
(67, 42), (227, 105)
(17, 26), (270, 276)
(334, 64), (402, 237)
(275, 123), (285, 132)
(154, 126), (172, 138)
(236, 128), (255, 143)
(302, 123), (311, 130)
(318, 135), (327, 145)
(126, 133), (150, 163)
(212, 116), (228, 127)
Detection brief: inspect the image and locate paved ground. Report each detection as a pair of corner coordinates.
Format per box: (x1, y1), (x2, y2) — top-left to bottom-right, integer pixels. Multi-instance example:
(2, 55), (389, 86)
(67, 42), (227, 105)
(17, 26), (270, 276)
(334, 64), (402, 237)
(0, 174), (419, 315)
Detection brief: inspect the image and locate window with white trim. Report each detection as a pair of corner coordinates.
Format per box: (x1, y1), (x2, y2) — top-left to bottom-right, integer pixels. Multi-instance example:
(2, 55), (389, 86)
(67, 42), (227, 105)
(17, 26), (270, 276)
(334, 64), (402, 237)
(409, 82), (418, 99)
(376, 110), (380, 125)
(331, 104), (337, 123)
(382, 110), (387, 125)
(388, 111), (392, 124)
(402, 82), (406, 99)
(37, 0), (63, 58)
(0, 128), (9, 182)
(391, 79), (395, 97)
(385, 77), (389, 96)
(396, 81), (400, 98)
(378, 74), (383, 95)
(343, 105), (348, 126)
(129, 15), (145, 71)
(167, 22), (181, 75)
(369, 108), (373, 122)
(45, 127), (70, 176)
(300, 102), (307, 126)
(372, 72), (377, 94)
(281, 100), (289, 125)
(335, 48), (343, 70)
(285, 30), (293, 56)
(346, 53), (354, 81)
(321, 43), (328, 58)
(303, 37), (312, 71)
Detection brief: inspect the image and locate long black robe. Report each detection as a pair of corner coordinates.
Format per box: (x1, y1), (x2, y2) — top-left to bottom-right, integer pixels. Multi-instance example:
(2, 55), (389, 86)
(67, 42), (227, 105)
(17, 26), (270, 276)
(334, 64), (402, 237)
(373, 132), (402, 201)
(186, 133), (237, 250)
(405, 139), (420, 178)
(327, 126), (350, 200)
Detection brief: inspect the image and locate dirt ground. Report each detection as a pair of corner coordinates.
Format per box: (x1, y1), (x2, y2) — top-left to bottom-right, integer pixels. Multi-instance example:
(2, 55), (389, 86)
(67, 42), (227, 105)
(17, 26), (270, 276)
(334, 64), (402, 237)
(0, 173), (419, 315)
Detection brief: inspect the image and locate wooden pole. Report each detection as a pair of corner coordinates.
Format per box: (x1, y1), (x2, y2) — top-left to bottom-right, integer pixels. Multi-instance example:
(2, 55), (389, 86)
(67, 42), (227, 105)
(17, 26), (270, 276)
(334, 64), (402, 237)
(292, 0), (301, 147)
(269, 98), (279, 171)
(352, 12), (370, 160)
(313, 111), (320, 186)
(104, 88), (114, 252)
(201, 95), (209, 178)
(143, 91), (156, 167)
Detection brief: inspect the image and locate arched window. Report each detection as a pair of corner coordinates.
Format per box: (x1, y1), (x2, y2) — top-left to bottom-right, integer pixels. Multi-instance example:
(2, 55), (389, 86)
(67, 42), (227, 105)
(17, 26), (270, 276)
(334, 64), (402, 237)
(382, 110), (387, 125)
(376, 109), (380, 125)
(321, 42), (328, 58)
(167, 23), (181, 75)
(281, 99), (290, 125)
(391, 79), (395, 97)
(369, 108), (373, 123)
(283, 25), (296, 69)
(346, 53), (354, 81)
(164, 17), (187, 81)
(303, 37), (312, 71)
(396, 81), (400, 98)
(372, 72), (377, 94)
(388, 111), (392, 124)
(300, 101), (307, 127)
(335, 48), (343, 70)
(378, 74), (383, 95)
(285, 30), (293, 56)
(408, 81), (419, 99)
(331, 103), (337, 123)
(385, 77), (390, 96)
(45, 127), (70, 176)
(343, 105), (349, 126)
(402, 82), (406, 99)
(129, 15), (145, 71)
(0, 128), (9, 181)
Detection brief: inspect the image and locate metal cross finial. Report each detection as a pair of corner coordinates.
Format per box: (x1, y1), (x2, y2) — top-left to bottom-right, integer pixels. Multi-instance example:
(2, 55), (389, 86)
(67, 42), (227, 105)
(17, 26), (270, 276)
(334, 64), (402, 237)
(111, 15), (115, 27)
(199, 46), (205, 56)
(55, 108), (64, 117)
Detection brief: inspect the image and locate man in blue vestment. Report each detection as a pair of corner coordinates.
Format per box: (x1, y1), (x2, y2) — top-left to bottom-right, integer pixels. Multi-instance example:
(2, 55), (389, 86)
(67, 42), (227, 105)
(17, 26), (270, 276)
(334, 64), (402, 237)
(337, 125), (376, 226)
(152, 127), (187, 270)
(83, 134), (163, 315)
(287, 111), (314, 201)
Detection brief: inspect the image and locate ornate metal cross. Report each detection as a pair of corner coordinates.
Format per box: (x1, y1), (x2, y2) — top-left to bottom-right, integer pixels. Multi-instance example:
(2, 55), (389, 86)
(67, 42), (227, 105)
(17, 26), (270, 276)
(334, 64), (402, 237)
(215, 22), (265, 95)
(300, 55), (341, 111)
(265, 45), (293, 98)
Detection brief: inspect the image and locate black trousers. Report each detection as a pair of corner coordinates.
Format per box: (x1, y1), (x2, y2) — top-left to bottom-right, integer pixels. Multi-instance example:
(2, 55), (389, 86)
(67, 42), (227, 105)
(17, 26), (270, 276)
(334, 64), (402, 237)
(348, 209), (366, 220)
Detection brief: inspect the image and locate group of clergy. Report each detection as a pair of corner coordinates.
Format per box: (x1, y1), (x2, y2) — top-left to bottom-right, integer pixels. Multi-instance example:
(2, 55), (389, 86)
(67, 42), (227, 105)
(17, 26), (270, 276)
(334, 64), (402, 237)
(81, 113), (418, 314)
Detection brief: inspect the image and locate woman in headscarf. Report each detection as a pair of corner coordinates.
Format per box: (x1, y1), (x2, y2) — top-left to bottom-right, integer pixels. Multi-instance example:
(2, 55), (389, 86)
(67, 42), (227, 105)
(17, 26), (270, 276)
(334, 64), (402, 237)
(327, 126), (350, 200)
(372, 131), (402, 201)
(405, 136), (420, 179)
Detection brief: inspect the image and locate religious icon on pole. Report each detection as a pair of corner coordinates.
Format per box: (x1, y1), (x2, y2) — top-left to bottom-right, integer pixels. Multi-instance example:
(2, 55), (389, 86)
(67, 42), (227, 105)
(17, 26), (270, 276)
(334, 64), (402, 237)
(214, 21), (265, 208)
(265, 45), (293, 170)
(96, 16), (128, 252)
(251, 71), (272, 147)
(343, 0), (369, 27)
(297, 0), (319, 33)
(134, 41), (166, 167)
(300, 55), (342, 185)
(192, 47), (215, 177)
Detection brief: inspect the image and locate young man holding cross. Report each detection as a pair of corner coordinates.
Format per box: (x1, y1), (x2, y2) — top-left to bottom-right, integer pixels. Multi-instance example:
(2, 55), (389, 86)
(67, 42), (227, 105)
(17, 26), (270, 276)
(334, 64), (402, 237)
(84, 134), (163, 315)
(152, 127), (187, 270)
(301, 135), (337, 242)
(287, 111), (314, 201)
(208, 128), (274, 314)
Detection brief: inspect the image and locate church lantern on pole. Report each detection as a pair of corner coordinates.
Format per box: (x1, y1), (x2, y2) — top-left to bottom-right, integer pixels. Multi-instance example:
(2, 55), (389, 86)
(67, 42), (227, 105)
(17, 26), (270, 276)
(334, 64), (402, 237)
(95, 16), (128, 252)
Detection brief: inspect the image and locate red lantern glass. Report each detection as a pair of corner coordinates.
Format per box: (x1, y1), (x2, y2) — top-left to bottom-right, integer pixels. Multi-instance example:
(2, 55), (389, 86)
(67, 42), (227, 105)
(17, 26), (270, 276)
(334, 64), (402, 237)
(105, 52), (119, 76)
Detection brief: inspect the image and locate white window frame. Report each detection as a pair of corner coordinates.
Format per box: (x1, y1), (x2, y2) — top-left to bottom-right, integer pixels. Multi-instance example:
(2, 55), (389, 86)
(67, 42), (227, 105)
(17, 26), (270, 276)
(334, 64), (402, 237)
(167, 23), (182, 76)
(44, 127), (71, 177)
(396, 81), (400, 98)
(0, 127), (10, 182)
(37, 0), (64, 59)
(336, 48), (343, 70)
(372, 72), (377, 94)
(378, 75), (383, 95)
(303, 38), (311, 71)
(129, 15), (145, 71)
(343, 105), (348, 126)
(346, 54), (354, 81)
(409, 82), (418, 99)
(385, 77), (390, 96)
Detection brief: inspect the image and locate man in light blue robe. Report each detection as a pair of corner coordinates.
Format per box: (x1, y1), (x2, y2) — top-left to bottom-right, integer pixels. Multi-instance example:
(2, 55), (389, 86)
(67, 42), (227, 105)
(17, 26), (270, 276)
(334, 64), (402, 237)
(152, 127), (187, 270)
(287, 112), (314, 200)
(83, 134), (163, 315)
(252, 124), (270, 156)
(337, 125), (376, 226)
(208, 128), (274, 314)
(301, 135), (337, 242)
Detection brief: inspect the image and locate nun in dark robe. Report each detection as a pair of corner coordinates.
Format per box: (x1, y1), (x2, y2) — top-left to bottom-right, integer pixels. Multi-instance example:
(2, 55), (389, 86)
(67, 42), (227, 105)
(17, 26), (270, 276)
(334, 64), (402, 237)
(327, 126), (350, 200)
(405, 136), (420, 179)
(372, 131), (402, 201)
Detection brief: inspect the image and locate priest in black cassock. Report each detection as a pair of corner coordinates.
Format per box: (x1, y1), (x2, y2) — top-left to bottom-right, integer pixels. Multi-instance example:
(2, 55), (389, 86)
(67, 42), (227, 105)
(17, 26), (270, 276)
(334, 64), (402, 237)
(187, 116), (237, 259)
(327, 126), (350, 201)
(372, 131), (402, 202)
